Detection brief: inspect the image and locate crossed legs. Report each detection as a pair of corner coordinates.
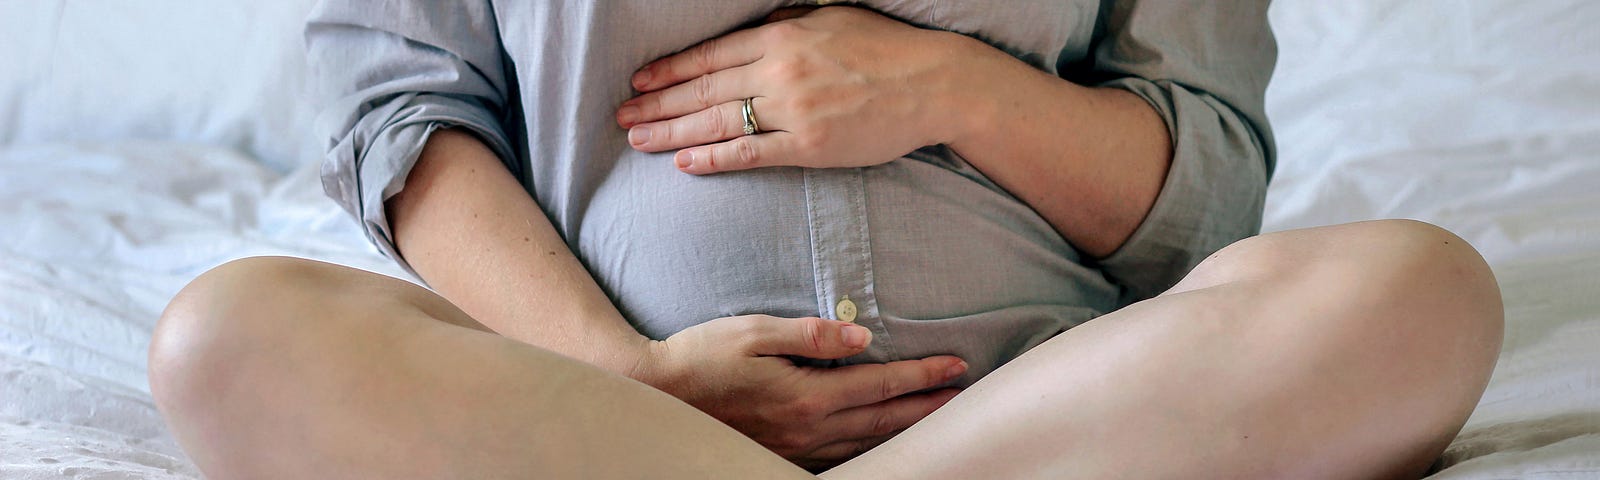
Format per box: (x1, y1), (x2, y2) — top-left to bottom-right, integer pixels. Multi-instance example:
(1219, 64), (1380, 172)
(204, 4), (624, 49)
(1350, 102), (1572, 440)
(150, 220), (1502, 479)
(825, 220), (1502, 479)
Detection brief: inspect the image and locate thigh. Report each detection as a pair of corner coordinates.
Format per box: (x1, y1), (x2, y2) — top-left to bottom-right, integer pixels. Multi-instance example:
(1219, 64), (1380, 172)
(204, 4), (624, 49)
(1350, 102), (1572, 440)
(150, 256), (814, 479)
(825, 220), (1502, 480)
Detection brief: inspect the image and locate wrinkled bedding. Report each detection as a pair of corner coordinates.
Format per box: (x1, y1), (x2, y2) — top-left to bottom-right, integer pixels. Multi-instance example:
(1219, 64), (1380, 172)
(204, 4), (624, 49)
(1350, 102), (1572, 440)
(2, 0), (1597, 478)
(0, 144), (411, 478)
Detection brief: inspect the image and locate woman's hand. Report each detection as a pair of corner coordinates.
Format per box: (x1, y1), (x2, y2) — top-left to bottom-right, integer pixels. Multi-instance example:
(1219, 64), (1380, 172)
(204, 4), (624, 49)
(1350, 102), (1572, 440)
(632, 314), (967, 471)
(620, 6), (1175, 258)
(616, 6), (976, 174)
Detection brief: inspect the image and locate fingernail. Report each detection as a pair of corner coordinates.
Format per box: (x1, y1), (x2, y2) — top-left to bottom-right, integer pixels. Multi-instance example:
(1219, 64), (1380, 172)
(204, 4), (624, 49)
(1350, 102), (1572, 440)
(617, 105), (640, 126)
(675, 150), (694, 169)
(633, 67), (653, 89)
(841, 325), (871, 348)
(945, 360), (967, 379)
(629, 126), (651, 146)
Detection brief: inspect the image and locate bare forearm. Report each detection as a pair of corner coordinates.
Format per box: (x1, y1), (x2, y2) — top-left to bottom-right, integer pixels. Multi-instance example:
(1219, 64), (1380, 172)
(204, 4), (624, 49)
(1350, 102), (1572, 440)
(932, 35), (1173, 258)
(387, 129), (650, 376)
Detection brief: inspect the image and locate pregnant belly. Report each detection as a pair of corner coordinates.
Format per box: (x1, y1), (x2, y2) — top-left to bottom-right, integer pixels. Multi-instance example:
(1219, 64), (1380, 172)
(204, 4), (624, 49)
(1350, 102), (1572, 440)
(573, 150), (1119, 380)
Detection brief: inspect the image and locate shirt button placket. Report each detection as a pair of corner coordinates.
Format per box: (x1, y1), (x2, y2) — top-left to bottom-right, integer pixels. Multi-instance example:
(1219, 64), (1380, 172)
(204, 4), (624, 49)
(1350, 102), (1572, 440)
(803, 167), (894, 364)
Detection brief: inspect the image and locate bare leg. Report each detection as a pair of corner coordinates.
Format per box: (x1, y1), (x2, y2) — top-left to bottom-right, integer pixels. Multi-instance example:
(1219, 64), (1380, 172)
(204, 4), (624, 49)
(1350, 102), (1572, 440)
(149, 257), (812, 479)
(825, 219), (1503, 479)
(151, 219), (1502, 479)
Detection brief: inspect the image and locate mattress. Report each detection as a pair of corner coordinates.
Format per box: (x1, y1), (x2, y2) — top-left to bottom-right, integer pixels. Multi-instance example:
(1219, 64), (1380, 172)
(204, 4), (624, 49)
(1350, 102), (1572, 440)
(1, 0), (1597, 478)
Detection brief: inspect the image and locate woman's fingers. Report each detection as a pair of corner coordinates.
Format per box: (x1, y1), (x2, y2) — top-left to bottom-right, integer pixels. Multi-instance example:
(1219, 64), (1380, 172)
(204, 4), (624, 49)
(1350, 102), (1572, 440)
(632, 27), (768, 92)
(736, 315), (873, 360)
(816, 388), (961, 440)
(814, 357), (967, 411)
(802, 435), (896, 467)
(798, 388), (962, 463)
(622, 7), (939, 176)
(672, 130), (796, 175)
(627, 97), (776, 153)
(618, 64), (762, 129)
(667, 314), (966, 467)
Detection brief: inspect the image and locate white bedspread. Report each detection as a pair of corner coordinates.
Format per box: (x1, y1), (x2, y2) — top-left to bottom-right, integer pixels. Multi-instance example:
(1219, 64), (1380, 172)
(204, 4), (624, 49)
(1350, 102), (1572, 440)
(1265, 1), (1600, 476)
(1, 0), (1597, 478)
(0, 144), (411, 478)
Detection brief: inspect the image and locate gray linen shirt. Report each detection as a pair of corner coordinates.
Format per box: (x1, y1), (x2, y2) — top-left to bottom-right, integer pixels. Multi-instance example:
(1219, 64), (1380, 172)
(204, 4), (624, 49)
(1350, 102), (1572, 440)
(307, 0), (1275, 384)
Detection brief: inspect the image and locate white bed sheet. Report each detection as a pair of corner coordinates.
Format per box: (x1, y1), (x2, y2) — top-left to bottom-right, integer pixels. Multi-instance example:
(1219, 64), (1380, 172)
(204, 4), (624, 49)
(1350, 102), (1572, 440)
(0, 144), (412, 478)
(1265, 0), (1600, 477)
(1, 0), (1597, 478)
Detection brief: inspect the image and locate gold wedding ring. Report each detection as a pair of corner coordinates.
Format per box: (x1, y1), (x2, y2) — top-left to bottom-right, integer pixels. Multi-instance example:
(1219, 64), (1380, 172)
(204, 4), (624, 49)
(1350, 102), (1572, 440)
(741, 97), (761, 135)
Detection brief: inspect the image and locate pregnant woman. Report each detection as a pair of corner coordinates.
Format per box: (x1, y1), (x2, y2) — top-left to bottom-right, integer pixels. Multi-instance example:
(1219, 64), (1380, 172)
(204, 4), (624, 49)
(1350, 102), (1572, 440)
(148, 2), (1503, 478)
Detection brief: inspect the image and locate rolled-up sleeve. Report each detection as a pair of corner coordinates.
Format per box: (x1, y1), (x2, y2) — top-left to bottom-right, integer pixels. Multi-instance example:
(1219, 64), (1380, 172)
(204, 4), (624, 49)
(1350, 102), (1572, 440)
(305, 0), (516, 273)
(1071, 1), (1277, 303)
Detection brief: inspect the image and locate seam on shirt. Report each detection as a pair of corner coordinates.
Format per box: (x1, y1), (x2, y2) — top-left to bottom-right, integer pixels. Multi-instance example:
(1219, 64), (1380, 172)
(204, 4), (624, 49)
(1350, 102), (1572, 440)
(847, 167), (897, 362)
(803, 169), (830, 321)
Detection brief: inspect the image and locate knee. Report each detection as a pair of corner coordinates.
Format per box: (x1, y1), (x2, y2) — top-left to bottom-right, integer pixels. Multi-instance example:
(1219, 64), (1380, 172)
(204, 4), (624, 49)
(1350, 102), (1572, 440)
(1187, 220), (1504, 379)
(148, 256), (344, 414)
(1246, 220), (1504, 392)
(1346, 221), (1503, 376)
(1330, 220), (1503, 345)
(1193, 220), (1501, 338)
(1195, 221), (1504, 476)
(1302, 220), (1505, 477)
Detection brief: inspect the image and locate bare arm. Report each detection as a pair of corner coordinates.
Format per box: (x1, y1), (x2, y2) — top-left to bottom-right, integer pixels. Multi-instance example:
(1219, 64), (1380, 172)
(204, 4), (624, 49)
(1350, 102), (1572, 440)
(387, 129), (650, 376)
(615, 8), (1168, 258)
(937, 1), (1278, 298)
(933, 38), (1172, 258)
